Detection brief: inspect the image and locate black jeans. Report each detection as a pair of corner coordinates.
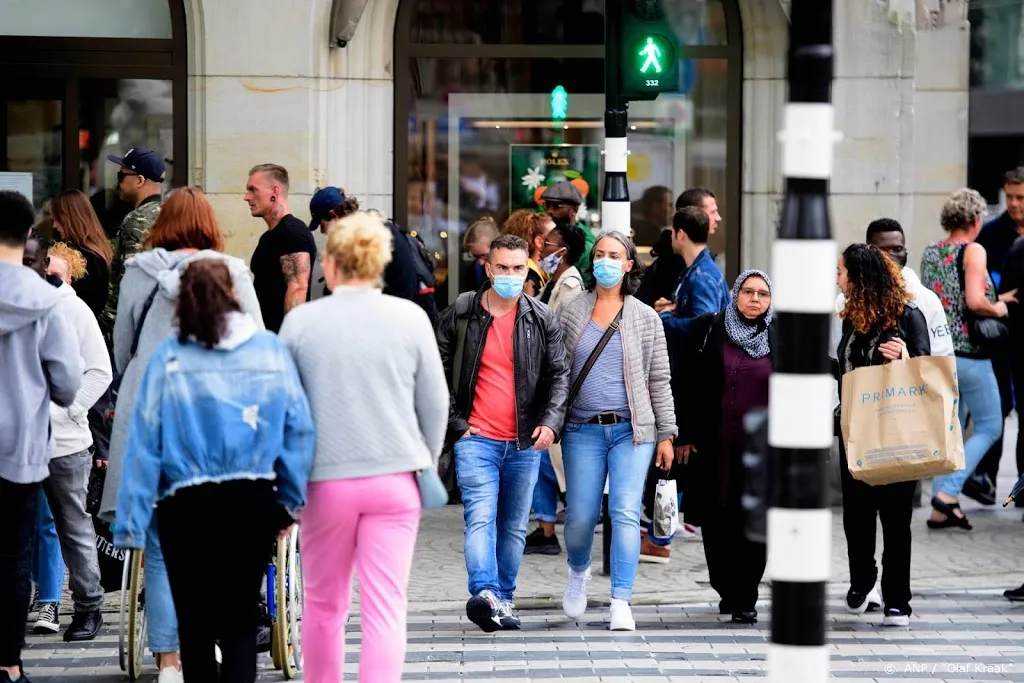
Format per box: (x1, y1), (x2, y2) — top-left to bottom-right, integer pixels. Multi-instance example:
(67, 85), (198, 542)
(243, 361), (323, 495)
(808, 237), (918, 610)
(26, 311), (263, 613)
(975, 353), (1015, 484)
(0, 477), (41, 668)
(701, 504), (766, 613)
(839, 444), (915, 612)
(157, 480), (285, 683)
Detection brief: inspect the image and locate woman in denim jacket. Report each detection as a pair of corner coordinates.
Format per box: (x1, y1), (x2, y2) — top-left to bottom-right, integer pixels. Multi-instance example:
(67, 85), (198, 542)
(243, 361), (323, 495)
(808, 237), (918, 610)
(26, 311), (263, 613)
(114, 260), (314, 682)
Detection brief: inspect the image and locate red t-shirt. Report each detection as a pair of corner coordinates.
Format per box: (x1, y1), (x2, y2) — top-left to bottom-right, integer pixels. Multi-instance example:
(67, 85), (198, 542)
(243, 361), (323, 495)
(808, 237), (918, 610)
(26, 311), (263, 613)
(468, 308), (518, 441)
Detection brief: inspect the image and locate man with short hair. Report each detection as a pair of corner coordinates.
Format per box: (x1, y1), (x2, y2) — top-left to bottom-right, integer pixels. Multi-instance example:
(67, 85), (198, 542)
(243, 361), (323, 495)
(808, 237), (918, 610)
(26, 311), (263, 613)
(0, 191), (82, 683)
(246, 164), (318, 332)
(639, 187), (720, 308)
(23, 231), (112, 642)
(103, 147), (165, 337)
(970, 168), (1024, 502)
(435, 233), (569, 633)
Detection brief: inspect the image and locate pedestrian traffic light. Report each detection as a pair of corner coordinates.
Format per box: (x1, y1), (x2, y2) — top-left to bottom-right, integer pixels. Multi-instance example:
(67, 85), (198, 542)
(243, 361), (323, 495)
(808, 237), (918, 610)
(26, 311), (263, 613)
(619, 0), (679, 100)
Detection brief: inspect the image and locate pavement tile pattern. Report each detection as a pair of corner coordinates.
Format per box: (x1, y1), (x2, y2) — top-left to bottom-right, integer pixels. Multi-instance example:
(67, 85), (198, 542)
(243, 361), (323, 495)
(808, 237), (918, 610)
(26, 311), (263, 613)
(22, 590), (1024, 682)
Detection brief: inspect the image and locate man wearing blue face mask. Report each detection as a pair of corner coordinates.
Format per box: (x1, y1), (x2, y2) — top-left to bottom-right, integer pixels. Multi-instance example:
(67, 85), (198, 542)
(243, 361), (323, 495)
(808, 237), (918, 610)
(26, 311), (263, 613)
(435, 233), (571, 633)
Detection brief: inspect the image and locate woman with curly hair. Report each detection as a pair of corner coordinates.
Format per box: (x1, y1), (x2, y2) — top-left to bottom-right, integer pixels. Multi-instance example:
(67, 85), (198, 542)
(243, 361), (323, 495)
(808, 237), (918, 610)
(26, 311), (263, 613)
(502, 209), (555, 297)
(835, 243), (931, 628)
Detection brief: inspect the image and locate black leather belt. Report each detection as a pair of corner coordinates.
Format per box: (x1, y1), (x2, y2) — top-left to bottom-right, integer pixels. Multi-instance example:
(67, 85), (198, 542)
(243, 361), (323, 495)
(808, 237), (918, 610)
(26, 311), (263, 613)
(585, 412), (630, 426)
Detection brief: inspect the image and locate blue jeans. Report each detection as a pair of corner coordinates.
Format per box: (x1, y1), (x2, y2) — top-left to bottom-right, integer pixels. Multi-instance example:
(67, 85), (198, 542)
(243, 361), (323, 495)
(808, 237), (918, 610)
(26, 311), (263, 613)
(454, 435), (541, 601)
(145, 517), (179, 653)
(531, 451), (559, 523)
(934, 357), (1003, 498)
(562, 422), (655, 601)
(34, 493), (65, 604)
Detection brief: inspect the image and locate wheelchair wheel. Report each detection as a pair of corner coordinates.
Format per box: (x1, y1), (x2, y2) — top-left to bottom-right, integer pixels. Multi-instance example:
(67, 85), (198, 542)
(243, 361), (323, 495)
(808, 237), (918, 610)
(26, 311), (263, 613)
(118, 550), (147, 681)
(272, 528), (302, 679)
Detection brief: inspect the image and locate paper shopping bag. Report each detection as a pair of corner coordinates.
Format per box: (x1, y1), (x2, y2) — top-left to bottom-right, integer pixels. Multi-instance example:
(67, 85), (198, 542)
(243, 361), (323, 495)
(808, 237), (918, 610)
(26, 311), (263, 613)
(841, 354), (965, 486)
(653, 479), (679, 540)
(548, 443), (567, 493)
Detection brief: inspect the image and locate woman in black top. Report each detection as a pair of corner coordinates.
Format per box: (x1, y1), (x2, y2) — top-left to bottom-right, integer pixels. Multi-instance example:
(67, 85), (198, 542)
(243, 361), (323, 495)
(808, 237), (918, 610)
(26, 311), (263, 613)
(51, 190), (112, 318)
(835, 244), (931, 628)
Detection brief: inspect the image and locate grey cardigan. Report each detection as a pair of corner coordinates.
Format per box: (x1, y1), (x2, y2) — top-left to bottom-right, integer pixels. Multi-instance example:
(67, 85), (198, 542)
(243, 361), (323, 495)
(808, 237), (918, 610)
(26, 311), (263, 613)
(557, 291), (677, 444)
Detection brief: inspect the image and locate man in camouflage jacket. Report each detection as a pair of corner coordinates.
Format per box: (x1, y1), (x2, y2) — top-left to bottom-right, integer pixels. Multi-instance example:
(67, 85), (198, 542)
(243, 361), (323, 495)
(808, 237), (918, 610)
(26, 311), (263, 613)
(102, 148), (165, 344)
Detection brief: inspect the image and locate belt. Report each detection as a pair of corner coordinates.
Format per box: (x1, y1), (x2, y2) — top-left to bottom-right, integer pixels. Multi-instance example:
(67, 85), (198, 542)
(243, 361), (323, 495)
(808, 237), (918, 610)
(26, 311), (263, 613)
(585, 412), (631, 426)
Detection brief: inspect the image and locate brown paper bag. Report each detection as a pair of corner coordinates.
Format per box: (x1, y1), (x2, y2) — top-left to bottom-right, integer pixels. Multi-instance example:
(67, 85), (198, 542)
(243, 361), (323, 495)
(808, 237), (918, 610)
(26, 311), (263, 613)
(841, 354), (965, 486)
(548, 443), (567, 493)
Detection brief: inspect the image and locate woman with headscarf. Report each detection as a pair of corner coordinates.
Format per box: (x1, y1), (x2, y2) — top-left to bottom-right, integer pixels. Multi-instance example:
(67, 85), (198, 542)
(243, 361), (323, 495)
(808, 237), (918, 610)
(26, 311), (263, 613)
(675, 270), (774, 624)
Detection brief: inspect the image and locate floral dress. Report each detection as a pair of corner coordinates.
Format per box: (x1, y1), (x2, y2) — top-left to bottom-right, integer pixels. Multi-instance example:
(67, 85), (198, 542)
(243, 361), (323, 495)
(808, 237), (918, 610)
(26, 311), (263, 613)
(919, 240), (997, 356)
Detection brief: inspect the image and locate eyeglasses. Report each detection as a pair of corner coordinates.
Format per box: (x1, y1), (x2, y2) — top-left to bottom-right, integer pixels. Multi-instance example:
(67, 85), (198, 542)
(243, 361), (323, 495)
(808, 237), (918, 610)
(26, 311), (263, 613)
(739, 287), (771, 300)
(117, 171), (141, 183)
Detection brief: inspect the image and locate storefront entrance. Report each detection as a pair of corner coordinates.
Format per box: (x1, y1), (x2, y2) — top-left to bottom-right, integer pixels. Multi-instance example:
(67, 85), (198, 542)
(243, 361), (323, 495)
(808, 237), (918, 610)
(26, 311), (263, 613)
(0, 1), (187, 233)
(394, 0), (742, 305)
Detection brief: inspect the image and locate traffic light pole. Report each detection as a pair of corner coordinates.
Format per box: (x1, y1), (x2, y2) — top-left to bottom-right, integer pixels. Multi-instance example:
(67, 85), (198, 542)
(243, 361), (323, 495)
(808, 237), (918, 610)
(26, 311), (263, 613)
(601, 0), (630, 238)
(767, 1), (835, 682)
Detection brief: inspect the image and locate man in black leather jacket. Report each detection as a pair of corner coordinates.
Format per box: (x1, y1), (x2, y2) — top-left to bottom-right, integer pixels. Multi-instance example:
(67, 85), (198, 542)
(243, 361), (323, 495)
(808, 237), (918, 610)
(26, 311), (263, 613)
(435, 233), (570, 633)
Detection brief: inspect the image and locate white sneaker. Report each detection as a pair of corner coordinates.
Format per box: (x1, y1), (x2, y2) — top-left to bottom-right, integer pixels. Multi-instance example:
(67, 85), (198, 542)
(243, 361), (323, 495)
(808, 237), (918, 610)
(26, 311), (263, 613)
(562, 567), (590, 619)
(158, 666), (184, 683)
(674, 522), (702, 541)
(609, 598), (635, 631)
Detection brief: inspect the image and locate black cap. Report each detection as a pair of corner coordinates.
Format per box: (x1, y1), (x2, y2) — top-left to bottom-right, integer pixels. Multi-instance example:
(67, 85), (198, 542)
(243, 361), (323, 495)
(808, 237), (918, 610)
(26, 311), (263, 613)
(107, 148), (165, 183)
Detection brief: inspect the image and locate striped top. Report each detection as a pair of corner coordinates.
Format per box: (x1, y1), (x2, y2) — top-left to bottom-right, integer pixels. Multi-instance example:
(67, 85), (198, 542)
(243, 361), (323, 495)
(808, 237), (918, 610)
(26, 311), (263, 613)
(569, 320), (630, 423)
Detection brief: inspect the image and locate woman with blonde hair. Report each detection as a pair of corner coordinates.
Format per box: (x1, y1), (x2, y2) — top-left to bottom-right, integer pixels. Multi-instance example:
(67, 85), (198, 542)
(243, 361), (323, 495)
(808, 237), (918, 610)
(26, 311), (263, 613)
(50, 189), (113, 317)
(279, 211), (448, 682)
(105, 186), (264, 683)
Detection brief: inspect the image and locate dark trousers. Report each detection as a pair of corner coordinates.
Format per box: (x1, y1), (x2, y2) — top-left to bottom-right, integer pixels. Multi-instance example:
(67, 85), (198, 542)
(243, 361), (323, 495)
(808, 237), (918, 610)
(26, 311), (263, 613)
(0, 477), (41, 668)
(157, 481), (283, 683)
(975, 353), (1016, 484)
(701, 505), (766, 613)
(839, 445), (915, 612)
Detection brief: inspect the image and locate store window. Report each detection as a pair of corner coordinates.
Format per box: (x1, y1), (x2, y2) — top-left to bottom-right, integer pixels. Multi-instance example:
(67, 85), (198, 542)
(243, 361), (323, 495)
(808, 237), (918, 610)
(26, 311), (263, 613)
(394, 0), (741, 305)
(0, 1), (185, 232)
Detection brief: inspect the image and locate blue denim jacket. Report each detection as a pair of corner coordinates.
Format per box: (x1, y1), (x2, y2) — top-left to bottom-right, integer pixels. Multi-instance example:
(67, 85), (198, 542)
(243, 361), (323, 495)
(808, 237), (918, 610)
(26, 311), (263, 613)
(113, 321), (315, 549)
(660, 248), (731, 345)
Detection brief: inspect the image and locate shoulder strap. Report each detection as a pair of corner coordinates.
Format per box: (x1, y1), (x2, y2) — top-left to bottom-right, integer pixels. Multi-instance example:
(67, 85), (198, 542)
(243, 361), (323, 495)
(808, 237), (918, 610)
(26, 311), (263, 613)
(129, 285), (161, 360)
(452, 292), (475, 389)
(566, 307), (624, 411)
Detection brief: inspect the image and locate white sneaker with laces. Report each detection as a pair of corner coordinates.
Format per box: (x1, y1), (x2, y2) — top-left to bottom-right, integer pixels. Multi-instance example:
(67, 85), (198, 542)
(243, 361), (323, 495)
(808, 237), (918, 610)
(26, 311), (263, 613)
(562, 567), (590, 619)
(158, 666), (184, 683)
(609, 598), (635, 631)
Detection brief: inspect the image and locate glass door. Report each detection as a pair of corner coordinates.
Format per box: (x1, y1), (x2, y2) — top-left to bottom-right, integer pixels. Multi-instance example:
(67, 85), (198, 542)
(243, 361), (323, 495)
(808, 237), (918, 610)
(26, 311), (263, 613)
(0, 79), (63, 220)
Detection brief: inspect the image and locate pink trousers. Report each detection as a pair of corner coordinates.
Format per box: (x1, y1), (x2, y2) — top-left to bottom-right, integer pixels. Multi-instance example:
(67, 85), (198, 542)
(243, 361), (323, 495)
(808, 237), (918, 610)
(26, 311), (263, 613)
(299, 472), (421, 683)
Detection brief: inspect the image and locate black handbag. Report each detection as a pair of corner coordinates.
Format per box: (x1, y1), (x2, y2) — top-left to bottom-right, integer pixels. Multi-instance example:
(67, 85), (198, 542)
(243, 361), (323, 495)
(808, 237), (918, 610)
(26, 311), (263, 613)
(956, 246), (1010, 352)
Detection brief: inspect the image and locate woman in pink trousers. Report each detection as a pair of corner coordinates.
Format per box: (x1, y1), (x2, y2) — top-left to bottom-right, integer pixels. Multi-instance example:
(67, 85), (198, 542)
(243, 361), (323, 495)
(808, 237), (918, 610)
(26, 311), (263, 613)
(279, 209), (448, 682)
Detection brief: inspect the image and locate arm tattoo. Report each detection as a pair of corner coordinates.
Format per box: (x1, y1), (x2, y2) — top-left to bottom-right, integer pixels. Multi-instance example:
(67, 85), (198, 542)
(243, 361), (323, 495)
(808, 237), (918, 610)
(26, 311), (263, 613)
(281, 252), (312, 314)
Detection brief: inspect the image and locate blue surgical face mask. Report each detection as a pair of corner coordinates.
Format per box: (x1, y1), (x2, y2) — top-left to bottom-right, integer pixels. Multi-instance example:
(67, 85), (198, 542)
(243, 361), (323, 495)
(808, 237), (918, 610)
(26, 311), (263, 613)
(593, 258), (626, 289)
(492, 274), (526, 299)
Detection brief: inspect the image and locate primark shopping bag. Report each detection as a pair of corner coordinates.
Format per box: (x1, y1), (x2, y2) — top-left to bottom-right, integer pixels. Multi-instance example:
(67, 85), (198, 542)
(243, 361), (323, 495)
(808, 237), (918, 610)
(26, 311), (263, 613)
(840, 353), (965, 486)
(87, 465), (128, 593)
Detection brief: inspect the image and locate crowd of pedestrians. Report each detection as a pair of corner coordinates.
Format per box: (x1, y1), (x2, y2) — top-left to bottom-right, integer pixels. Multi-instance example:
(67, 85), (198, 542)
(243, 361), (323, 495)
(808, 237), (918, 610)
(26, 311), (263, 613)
(2, 148), (1024, 683)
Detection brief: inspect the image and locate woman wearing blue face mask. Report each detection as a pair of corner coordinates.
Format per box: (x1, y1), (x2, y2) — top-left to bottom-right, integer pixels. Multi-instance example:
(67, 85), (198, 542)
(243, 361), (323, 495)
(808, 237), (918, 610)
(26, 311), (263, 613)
(555, 231), (677, 631)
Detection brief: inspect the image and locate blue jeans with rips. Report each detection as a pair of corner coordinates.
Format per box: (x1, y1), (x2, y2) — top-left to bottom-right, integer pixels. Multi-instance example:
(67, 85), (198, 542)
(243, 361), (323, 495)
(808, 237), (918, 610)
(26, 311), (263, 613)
(454, 435), (541, 602)
(562, 422), (655, 601)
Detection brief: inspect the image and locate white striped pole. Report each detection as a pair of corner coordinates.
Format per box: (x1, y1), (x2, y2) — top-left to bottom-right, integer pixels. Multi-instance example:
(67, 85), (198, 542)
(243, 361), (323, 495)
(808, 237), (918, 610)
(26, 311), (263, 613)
(601, 0), (630, 238)
(767, 1), (836, 681)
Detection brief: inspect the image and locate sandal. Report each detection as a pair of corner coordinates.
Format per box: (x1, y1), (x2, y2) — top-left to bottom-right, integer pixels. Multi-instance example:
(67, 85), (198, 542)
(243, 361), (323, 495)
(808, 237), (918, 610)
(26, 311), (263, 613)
(927, 497), (973, 530)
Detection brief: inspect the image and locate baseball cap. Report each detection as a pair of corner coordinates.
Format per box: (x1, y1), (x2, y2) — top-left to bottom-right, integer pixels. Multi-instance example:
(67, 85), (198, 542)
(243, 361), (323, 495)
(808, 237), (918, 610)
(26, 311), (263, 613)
(106, 148), (165, 183)
(309, 186), (346, 231)
(541, 180), (584, 207)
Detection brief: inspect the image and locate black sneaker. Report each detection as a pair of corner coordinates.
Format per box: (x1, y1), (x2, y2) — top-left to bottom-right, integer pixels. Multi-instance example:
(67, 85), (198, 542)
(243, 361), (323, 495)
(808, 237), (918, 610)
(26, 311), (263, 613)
(498, 601), (521, 630)
(523, 528), (561, 556)
(962, 473), (996, 506)
(33, 603), (59, 634)
(846, 586), (881, 615)
(1003, 584), (1024, 602)
(466, 590), (502, 633)
(63, 610), (102, 642)
(882, 606), (911, 627)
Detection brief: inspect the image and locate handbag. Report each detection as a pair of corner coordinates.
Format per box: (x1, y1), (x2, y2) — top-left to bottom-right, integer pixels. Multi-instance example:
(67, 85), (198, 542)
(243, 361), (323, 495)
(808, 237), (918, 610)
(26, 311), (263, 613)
(416, 468), (450, 510)
(956, 246), (1010, 351)
(565, 308), (624, 410)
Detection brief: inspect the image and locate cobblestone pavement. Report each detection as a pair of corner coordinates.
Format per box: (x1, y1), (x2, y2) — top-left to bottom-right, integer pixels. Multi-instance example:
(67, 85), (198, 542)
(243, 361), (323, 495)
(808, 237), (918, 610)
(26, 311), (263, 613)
(22, 589), (1024, 681)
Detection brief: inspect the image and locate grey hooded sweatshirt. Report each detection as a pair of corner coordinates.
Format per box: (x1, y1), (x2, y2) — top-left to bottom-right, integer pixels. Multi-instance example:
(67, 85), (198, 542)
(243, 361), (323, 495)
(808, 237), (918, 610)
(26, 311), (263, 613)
(0, 261), (83, 484)
(98, 248), (265, 521)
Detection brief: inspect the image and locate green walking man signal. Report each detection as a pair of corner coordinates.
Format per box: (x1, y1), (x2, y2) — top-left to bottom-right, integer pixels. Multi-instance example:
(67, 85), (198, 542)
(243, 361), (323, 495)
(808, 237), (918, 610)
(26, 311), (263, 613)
(638, 36), (662, 74)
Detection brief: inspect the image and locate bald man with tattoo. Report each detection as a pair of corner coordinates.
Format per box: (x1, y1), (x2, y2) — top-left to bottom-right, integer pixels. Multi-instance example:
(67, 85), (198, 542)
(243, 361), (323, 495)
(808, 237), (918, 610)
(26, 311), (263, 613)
(246, 164), (318, 332)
